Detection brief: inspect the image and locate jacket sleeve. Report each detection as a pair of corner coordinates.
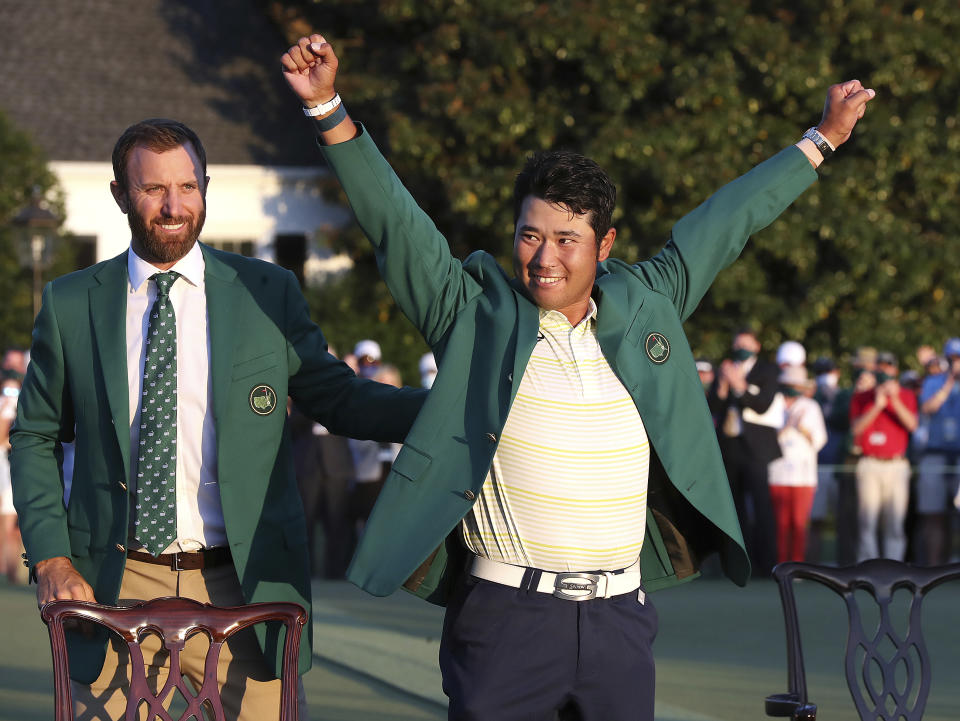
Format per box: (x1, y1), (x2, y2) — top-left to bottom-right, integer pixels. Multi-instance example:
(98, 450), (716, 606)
(319, 126), (484, 347)
(9, 282), (74, 567)
(628, 145), (818, 322)
(282, 270), (426, 442)
(738, 361), (781, 414)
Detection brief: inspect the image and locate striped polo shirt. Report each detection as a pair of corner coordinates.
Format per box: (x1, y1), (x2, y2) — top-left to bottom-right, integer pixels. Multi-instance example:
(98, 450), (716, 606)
(462, 300), (650, 572)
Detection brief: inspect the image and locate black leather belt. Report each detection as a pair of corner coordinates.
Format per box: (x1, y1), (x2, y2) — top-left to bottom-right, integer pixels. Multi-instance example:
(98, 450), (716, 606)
(127, 547), (232, 571)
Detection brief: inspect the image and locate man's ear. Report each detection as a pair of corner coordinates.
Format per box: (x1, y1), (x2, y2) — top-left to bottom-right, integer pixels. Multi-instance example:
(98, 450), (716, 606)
(597, 227), (616, 262)
(110, 181), (128, 214)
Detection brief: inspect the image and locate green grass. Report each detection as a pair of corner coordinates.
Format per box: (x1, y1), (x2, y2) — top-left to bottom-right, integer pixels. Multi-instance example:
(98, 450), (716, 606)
(0, 580), (443, 721)
(4, 572), (960, 720)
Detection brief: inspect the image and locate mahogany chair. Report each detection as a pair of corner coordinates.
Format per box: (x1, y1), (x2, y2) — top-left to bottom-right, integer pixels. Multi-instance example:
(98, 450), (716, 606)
(765, 559), (960, 721)
(41, 596), (306, 721)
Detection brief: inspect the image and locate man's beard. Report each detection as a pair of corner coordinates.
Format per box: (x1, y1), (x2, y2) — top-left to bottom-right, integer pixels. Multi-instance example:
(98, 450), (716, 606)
(128, 203), (205, 265)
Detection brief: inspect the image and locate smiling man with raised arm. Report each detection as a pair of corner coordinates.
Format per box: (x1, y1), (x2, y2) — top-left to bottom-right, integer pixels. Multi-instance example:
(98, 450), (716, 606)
(282, 34), (874, 721)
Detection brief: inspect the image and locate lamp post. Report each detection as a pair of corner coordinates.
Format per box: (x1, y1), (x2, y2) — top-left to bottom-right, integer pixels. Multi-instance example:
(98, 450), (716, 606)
(11, 195), (59, 318)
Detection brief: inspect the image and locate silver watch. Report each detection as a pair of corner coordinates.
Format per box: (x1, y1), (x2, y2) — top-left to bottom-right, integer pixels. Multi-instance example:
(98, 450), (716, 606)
(802, 127), (835, 160)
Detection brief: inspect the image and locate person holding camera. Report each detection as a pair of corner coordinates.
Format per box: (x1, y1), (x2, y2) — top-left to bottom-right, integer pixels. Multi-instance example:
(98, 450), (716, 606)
(915, 338), (960, 564)
(850, 352), (918, 561)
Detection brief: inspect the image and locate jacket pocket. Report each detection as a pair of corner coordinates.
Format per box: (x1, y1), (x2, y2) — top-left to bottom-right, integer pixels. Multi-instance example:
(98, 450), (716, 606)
(232, 351), (278, 381)
(390, 445), (432, 482)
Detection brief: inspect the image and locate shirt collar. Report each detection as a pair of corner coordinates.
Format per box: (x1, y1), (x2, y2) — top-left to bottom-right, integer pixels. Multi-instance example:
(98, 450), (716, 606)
(538, 298), (598, 331)
(128, 242), (205, 292)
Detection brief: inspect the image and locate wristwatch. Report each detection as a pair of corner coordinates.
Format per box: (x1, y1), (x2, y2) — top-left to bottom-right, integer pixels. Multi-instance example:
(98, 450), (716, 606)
(303, 94), (342, 117)
(802, 126), (835, 160)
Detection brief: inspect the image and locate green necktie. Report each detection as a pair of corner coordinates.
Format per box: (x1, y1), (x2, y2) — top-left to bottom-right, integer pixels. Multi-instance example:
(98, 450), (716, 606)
(134, 271), (180, 556)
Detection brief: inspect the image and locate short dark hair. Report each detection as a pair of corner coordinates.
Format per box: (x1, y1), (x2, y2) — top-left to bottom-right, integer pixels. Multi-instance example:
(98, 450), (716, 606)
(112, 118), (207, 191)
(513, 150), (616, 244)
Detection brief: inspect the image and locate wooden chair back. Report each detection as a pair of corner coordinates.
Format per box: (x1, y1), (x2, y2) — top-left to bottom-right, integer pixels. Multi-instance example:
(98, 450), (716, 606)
(41, 596), (306, 721)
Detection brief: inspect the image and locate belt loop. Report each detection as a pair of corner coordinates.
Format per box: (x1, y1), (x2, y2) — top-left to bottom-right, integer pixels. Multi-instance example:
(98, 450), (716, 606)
(522, 568), (540, 593)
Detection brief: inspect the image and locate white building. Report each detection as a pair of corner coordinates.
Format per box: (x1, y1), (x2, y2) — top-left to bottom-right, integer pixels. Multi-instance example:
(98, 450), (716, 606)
(0, 0), (353, 285)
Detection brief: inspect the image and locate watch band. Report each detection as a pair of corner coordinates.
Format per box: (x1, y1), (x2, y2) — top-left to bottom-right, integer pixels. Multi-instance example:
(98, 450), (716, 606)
(802, 126), (835, 160)
(311, 103), (347, 132)
(303, 93), (342, 117)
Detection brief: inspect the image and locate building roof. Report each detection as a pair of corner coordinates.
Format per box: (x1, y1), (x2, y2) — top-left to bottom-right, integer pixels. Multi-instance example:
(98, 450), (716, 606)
(0, 0), (318, 166)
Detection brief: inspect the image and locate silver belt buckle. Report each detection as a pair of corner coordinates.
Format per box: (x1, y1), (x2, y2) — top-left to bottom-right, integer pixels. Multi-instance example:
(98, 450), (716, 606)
(553, 572), (601, 601)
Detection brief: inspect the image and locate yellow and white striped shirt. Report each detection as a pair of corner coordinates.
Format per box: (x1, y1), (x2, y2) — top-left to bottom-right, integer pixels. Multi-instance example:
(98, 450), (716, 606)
(462, 300), (650, 572)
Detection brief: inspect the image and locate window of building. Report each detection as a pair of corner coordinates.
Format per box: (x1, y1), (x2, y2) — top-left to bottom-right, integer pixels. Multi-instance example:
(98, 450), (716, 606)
(275, 234), (306, 287)
(203, 239), (256, 257)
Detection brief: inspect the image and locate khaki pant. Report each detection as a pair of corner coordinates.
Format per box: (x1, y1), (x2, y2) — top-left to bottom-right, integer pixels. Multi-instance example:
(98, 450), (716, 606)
(855, 456), (910, 562)
(73, 557), (308, 721)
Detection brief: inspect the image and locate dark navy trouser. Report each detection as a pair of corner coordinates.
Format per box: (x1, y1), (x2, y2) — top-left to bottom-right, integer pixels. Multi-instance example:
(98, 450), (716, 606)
(439, 573), (658, 721)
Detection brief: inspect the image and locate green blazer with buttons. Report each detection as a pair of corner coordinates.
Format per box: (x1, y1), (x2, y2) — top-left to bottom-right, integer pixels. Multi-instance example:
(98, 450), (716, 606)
(319, 127), (818, 605)
(10, 244), (425, 683)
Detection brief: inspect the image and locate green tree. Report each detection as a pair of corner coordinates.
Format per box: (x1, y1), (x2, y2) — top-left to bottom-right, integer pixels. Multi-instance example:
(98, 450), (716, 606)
(0, 110), (71, 350)
(269, 0), (960, 373)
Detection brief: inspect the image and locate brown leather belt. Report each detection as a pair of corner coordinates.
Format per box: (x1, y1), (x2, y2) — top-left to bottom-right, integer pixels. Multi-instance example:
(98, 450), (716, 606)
(127, 547), (232, 571)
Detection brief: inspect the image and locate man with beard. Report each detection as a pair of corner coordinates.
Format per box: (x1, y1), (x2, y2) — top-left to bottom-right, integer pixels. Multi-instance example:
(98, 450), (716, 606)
(10, 118), (425, 720)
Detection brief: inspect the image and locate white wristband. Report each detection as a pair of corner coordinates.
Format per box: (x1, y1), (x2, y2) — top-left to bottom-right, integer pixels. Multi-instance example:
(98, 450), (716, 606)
(303, 94), (341, 117)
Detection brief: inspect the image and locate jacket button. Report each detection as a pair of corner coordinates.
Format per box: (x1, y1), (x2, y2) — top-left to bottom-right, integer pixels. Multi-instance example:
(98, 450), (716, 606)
(507, 373), (513, 382)
(115, 544), (126, 553)
(485, 432), (497, 443)
(463, 490), (476, 501)
(119, 481), (128, 492)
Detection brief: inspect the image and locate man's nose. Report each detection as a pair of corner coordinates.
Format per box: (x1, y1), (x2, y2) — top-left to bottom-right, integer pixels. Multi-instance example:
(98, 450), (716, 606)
(532, 241), (558, 267)
(162, 190), (184, 218)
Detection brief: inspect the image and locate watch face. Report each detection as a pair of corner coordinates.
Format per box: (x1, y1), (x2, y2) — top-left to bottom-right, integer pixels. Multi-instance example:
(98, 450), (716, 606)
(804, 128), (833, 156)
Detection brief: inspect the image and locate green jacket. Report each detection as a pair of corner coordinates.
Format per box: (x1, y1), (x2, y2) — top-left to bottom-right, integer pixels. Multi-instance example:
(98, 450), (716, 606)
(10, 244), (425, 682)
(321, 128), (817, 604)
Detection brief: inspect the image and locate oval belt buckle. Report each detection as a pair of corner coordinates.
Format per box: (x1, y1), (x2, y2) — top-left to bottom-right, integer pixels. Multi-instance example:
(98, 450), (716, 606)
(553, 572), (600, 601)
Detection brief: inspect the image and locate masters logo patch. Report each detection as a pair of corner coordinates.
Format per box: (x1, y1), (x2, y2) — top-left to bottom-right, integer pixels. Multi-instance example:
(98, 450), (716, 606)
(645, 332), (670, 364)
(249, 384), (278, 415)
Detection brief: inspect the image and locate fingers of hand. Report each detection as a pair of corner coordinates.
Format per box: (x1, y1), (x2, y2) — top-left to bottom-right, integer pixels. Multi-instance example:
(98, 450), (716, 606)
(297, 36), (319, 64)
(282, 47), (310, 74)
(840, 79), (863, 97)
(284, 35), (328, 73)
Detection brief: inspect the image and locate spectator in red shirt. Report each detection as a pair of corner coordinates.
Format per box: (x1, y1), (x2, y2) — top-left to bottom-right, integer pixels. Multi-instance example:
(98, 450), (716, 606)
(850, 351), (918, 561)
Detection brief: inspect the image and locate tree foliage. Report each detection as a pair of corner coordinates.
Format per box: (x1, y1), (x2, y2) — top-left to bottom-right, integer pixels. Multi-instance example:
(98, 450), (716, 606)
(270, 0), (960, 374)
(0, 110), (71, 351)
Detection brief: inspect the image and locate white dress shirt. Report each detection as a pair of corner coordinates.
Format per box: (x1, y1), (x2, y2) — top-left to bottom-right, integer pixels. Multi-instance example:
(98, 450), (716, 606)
(127, 243), (225, 552)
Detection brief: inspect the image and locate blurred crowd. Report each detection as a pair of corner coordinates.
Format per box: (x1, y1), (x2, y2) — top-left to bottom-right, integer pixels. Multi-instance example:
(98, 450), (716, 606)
(6, 325), (958, 584)
(0, 347), (28, 585)
(289, 339), (436, 578)
(700, 330), (960, 577)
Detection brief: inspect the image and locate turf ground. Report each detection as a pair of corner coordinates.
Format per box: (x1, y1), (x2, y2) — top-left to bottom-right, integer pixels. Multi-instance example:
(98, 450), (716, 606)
(3, 570), (959, 720)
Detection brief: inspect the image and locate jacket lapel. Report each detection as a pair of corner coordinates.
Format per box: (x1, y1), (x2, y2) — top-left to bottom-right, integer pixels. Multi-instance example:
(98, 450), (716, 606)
(90, 252), (132, 478)
(509, 279), (541, 405)
(201, 245), (241, 426)
(595, 266), (648, 368)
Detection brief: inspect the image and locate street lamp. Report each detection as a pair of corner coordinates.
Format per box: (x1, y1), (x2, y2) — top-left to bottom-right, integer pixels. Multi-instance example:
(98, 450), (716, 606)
(11, 194), (59, 318)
